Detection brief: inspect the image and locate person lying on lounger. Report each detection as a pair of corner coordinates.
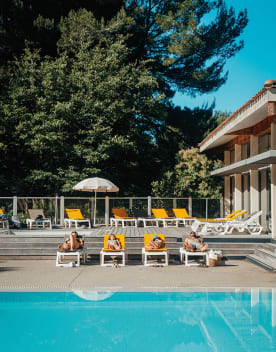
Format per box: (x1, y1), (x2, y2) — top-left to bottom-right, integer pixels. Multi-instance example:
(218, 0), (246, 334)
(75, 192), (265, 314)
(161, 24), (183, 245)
(183, 231), (208, 252)
(145, 235), (164, 249)
(106, 234), (122, 250)
(58, 231), (84, 252)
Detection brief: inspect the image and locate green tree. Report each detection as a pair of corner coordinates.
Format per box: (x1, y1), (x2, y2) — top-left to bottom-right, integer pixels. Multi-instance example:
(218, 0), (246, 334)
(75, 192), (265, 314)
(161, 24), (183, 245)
(0, 10), (165, 195)
(125, 0), (248, 96)
(152, 147), (223, 198)
(0, 0), (124, 64)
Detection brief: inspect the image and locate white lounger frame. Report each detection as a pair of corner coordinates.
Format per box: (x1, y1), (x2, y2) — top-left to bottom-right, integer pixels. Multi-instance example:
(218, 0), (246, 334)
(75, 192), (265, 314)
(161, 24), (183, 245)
(142, 248), (168, 266)
(110, 217), (137, 227)
(56, 248), (88, 267)
(226, 211), (263, 235)
(100, 249), (125, 266)
(27, 218), (52, 229)
(179, 248), (209, 266)
(64, 218), (91, 229)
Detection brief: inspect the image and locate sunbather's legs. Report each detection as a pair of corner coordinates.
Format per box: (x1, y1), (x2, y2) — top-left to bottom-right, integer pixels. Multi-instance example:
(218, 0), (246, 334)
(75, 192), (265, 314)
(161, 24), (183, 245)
(70, 232), (80, 250)
(198, 243), (208, 252)
(145, 240), (160, 249)
(183, 243), (195, 252)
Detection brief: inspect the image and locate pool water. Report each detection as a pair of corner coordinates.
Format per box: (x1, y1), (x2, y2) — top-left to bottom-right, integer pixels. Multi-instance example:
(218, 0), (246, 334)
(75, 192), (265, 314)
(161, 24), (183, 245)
(0, 291), (275, 352)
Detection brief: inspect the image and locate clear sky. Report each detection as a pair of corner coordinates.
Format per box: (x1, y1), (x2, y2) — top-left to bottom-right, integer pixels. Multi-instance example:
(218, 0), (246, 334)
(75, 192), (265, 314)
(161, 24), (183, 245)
(173, 0), (276, 114)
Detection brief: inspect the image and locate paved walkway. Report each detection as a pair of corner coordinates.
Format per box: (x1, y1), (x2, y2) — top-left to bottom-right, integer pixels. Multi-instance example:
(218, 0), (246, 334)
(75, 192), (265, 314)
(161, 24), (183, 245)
(0, 259), (275, 291)
(1, 226), (272, 238)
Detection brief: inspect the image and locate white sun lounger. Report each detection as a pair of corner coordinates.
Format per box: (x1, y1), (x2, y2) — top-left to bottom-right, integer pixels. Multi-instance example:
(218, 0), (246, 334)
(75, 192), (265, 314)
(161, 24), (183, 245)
(226, 211), (263, 235)
(191, 210), (247, 235)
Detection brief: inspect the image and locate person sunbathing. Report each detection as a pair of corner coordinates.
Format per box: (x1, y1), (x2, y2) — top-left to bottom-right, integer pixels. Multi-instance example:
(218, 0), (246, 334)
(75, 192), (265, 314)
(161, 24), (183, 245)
(58, 231), (84, 252)
(183, 231), (208, 252)
(106, 234), (122, 250)
(145, 235), (164, 249)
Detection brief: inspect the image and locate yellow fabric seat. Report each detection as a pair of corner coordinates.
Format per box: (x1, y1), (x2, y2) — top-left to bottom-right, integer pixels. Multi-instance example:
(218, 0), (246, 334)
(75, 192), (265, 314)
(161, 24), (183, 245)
(172, 208), (194, 219)
(64, 208), (91, 229)
(110, 209), (137, 227)
(66, 209), (86, 220)
(197, 210), (246, 223)
(142, 234), (168, 266)
(151, 209), (178, 227)
(100, 234), (125, 266)
(144, 234), (167, 251)
(152, 208), (174, 219)
(112, 208), (134, 219)
(103, 234), (125, 251)
(172, 208), (197, 226)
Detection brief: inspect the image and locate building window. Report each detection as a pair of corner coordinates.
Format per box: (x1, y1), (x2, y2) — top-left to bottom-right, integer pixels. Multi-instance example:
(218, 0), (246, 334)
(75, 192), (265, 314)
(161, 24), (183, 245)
(259, 168), (271, 232)
(241, 142), (250, 160)
(230, 149), (235, 164)
(230, 176), (235, 212)
(259, 133), (271, 153)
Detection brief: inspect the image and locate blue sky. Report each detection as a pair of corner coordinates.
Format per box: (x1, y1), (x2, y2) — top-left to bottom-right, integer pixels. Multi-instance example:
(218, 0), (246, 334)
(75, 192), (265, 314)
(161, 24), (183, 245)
(173, 0), (276, 113)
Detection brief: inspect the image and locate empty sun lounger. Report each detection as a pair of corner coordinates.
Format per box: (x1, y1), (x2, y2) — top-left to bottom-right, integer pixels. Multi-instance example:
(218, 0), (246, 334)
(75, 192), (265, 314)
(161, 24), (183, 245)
(64, 209), (91, 229)
(100, 234), (125, 266)
(226, 211), (263, 235)
(26, 209), (52, 229)
(172, 208), (197, 226)
(191, 210), (247, 235)
(110, 208), (137, 227)
(151, 209), (178, 227)
(133, 209), (159, 227)
(142, 234), (168, 266)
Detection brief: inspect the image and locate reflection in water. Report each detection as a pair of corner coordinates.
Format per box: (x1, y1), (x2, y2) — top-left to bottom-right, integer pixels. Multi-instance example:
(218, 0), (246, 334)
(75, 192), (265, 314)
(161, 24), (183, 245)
(0, 290), (275, 352)
(73, 290), (114, 301)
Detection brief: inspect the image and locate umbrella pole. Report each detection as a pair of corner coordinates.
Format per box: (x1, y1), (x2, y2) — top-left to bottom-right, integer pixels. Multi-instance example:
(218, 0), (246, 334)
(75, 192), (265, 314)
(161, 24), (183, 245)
(94, 191), (97, 227)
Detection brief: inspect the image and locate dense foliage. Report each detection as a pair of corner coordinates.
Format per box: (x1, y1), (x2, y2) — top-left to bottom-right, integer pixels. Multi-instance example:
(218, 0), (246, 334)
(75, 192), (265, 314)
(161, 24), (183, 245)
(0, 1), (247, 196)
(152, 148), (223, 198)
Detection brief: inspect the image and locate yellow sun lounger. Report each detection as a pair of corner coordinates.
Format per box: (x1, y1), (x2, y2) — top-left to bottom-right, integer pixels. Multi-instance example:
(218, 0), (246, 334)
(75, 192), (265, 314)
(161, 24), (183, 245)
(196, 209), (243, 222)
(100, 234), (125, 266)
(151, 209), (178, 227)
(142, 234), (168, 266)
(110, 208), (137, 227)
(64, 209), (91, 229)
(172, 208), (197, 226)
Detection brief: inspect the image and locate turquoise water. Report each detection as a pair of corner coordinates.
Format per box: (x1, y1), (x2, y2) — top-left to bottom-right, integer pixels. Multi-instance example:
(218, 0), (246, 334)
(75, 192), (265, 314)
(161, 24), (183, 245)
(0, 291), (275, 352)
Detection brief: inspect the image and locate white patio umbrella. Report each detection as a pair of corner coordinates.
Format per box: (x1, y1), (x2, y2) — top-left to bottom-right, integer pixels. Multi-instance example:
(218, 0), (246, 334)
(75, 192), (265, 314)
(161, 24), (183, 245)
(73, 177), (119, 226)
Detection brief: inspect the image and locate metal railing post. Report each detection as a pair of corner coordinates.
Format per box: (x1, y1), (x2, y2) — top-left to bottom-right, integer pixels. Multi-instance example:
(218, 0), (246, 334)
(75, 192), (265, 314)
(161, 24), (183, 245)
(220, 197), (224, 218)
(188, 197), (192, 217)
(206, 199), (208, 222)
(105, 196), (109, 226)
(60, 196), (64, 226)
(173, 198), (177, 209)
(54, 195), (58, 225)
(148, 196), (152, 217)
(129, 198), (133, 210)
(13, 196), (17, 216)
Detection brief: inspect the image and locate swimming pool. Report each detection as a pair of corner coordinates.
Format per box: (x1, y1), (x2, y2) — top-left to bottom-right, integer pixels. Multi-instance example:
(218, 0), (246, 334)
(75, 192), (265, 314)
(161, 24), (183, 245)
(0, 291), (275, 351)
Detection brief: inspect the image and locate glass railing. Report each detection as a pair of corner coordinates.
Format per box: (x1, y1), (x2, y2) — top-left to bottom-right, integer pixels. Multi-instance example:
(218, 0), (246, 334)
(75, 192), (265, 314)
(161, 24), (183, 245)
(0, 196), (222, 227)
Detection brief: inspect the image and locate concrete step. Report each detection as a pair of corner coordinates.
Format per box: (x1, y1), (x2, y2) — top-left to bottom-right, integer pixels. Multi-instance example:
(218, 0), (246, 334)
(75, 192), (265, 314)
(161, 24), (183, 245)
(207, 243), (257, 249)
(247, 254), (276, 272)
(255, 248), (276, 261)
(258, 243), (276, 253)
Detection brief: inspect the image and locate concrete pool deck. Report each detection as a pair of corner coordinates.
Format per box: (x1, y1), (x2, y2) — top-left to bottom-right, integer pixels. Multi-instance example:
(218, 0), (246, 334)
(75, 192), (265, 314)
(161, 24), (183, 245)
(0, 259), (275, 291)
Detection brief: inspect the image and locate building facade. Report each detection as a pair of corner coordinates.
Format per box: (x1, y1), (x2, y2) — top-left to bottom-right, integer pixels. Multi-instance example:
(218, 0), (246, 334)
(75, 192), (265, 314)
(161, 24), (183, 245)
(199, 81), (276, 238)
